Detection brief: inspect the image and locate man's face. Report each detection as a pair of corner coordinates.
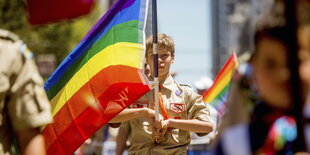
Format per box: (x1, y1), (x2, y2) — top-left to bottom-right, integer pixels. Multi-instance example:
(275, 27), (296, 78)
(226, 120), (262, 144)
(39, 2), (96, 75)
(146, 48), (174, 80)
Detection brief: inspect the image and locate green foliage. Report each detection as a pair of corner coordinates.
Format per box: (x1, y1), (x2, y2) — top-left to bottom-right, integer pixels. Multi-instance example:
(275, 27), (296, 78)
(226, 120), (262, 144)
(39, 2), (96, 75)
(0, 0), (103, 64)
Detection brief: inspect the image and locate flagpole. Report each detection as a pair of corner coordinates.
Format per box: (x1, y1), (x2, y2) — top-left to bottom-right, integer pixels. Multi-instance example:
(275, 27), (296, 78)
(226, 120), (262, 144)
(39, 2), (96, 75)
(152, 0), (160, 121)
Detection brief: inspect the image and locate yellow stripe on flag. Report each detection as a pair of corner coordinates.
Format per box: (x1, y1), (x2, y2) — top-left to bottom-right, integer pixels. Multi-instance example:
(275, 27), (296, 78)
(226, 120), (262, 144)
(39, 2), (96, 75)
(204, 70), (234, 103)
(50, 42), (144, 116)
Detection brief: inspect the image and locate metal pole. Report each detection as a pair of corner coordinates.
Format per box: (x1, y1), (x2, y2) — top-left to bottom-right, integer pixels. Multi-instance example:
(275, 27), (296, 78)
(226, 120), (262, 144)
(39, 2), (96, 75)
(152, 0), (159, 121)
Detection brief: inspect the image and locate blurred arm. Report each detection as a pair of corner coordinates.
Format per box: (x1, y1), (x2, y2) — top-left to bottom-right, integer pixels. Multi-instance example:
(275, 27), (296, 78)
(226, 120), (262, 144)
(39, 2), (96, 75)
(16, 128), (46, 155)
(115, 127), (129, 155)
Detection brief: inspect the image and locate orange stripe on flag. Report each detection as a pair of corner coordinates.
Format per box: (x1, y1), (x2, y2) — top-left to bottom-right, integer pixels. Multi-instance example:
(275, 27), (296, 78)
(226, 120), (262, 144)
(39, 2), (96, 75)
(202, 53), (238, 103)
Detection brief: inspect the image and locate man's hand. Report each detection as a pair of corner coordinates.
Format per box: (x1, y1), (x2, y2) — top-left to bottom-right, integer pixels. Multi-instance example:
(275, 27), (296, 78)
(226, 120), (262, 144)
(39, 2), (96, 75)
(142, 107), (156, 118)
(152, 119), (169, 142)
(142, 107), (164, 122)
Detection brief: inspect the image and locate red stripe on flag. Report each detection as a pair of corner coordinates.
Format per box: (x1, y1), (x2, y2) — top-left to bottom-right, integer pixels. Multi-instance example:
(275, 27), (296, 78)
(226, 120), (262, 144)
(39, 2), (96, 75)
(45, 102), (105, 154)
(46, 83), (149, 155)
(43, 65), (149, 154)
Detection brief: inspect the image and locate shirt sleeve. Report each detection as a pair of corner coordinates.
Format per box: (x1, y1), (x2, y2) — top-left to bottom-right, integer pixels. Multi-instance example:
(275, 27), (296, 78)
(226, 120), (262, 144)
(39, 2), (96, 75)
(7, 43), (52, 131)
(184, 86), (212, 136)
(184, 86), (212, 123)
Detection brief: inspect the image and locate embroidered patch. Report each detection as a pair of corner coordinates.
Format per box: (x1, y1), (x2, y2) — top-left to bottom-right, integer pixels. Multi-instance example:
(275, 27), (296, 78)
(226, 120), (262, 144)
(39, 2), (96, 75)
(132, 101), (149, 108)
(175, 90), (182, 96)
(170, 103), (186, 113)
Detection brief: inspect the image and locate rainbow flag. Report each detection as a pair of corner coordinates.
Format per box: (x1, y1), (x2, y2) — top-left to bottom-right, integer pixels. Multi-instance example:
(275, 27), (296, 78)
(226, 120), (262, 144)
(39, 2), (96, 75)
(262, 116), (297, 153)
(42, 0), (150, 154)
(202, 53), (238, 115)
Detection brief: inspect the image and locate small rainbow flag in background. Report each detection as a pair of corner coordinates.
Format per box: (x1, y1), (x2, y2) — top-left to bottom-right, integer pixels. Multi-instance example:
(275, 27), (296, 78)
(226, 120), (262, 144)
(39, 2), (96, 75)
(262, 116), (297, 154)
(42, 0), (150, 154)
(202, 53), (238, 115)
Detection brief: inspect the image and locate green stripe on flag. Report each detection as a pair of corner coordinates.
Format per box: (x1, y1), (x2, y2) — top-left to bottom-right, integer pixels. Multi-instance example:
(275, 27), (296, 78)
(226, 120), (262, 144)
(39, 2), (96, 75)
(209, 83), (231, 106)
(46, 20), (142, 100)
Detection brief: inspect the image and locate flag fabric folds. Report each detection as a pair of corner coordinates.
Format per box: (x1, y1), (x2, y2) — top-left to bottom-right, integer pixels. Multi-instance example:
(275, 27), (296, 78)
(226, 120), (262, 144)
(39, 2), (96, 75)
(42, 0), (150, 154)
(202, 53), (238, 115)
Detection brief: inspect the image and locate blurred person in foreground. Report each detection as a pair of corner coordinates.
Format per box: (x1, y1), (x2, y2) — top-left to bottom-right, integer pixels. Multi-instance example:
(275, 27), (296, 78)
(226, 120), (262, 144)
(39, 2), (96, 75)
(297, 1), (310, 151)
(111, 33), (213, 154)
(216, 1), (310, 154)
(0, 29), (52, 155)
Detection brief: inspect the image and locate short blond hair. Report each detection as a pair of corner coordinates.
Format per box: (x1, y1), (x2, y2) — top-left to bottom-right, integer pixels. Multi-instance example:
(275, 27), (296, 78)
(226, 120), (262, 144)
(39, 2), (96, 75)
(146, 33), (175, 56)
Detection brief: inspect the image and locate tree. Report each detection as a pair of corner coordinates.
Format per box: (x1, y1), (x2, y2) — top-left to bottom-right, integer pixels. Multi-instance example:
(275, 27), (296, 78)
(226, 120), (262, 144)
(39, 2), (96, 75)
(0, 0), (102, 65)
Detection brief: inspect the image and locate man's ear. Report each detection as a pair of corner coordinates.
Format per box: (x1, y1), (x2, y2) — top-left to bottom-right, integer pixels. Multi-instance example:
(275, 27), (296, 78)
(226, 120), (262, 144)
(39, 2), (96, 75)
(171, 55), (175, 64)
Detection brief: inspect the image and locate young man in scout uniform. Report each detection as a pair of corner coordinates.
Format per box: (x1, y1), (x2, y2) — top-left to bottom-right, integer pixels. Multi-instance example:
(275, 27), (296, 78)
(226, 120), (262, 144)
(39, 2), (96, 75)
(0, 29), (52, 155)
(113, 33), (214, 154)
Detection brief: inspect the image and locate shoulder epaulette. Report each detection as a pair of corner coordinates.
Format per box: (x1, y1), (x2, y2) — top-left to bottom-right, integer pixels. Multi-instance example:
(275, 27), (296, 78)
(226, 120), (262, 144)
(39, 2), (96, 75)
(179, 84), (192, 88)
(0, 29), (19, 42)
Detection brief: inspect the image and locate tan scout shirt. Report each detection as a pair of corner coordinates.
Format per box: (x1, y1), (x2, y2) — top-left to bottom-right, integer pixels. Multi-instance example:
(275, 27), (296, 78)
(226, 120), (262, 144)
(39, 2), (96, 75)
(0, 29), (52, 155)
(121, 75), (212, 155)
